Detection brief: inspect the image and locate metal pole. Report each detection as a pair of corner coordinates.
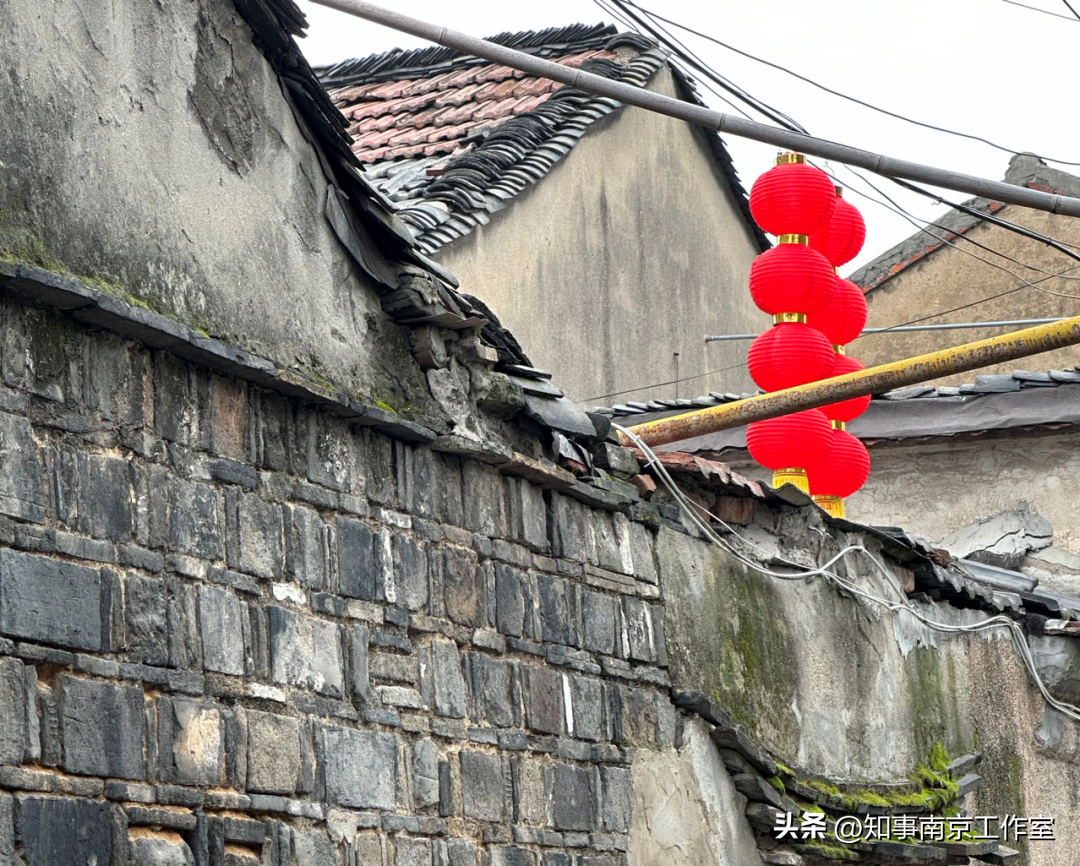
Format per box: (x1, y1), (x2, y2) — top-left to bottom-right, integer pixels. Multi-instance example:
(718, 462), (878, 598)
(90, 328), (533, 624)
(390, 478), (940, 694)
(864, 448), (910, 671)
(704, 317), (1065, 342)
(621, 316), (1080, 447)
(311, 0), (1080, 218)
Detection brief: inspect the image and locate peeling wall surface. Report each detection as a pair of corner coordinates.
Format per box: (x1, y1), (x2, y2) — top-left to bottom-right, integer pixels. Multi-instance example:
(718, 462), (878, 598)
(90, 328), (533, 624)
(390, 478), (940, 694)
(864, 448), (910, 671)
(436, 66), (766, 404)
(0, 0), (430, 410)
(847, 433), (1080, 555)
(3, 4), (1080, 866)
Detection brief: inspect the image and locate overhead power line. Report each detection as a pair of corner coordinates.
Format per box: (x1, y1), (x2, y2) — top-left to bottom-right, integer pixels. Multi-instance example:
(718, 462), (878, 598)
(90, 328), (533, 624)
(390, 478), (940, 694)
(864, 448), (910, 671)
(312, 0), (1080, 217)
(992, 0), (1080, 21)
(1063, 0), (1080, 20)
(617, 0), (1080, 167)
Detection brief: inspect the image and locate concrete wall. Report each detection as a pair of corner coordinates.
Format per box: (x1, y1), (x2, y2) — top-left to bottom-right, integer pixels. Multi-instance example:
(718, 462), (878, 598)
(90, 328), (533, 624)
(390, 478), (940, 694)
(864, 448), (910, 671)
(854, 209), (1080, 386)
(846, 432), (1080, 553)
(0, 0), (431, 413)
(436, 66), (767, 406)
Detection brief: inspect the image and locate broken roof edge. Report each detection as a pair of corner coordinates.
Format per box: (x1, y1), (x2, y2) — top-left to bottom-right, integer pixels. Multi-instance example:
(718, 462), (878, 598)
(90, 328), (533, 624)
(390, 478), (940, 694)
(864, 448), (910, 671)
(848, 153), (1080, 294)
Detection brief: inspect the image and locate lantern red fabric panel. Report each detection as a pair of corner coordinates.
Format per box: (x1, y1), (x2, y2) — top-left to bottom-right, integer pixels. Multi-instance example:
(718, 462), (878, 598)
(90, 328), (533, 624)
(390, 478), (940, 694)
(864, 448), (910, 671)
(806, 278), (868, 347)
(748, 323), (836, 392)
(749, 162), (837, 236)
(748, 244), (836, 316)
(747, 409), (834, 470)
(821, 355), (872, 423)
(807, 429), (871, 498)
(809, 196), (866, 267)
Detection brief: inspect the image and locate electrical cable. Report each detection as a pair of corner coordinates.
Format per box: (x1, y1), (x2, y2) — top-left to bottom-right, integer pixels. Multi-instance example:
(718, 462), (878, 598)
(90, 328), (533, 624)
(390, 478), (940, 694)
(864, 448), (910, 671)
(1063, 0), (1080, 20)
(991, 0), (1080, 21)
(600, 0), (1080, 269)
(616, 422), (1080, 726)
(594, 0), (808, 132)
(616, 0), (1080, 167)
(581, 359), (751, 404)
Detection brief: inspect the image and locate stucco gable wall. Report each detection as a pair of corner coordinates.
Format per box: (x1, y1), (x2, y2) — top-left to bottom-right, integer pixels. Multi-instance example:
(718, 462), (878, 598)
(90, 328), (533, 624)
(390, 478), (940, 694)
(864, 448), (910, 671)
(435, 65), (767, 404)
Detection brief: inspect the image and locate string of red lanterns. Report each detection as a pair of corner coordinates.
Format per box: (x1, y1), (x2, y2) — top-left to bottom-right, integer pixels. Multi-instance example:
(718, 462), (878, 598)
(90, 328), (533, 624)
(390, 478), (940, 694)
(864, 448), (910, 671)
(744, 154), (872, 518)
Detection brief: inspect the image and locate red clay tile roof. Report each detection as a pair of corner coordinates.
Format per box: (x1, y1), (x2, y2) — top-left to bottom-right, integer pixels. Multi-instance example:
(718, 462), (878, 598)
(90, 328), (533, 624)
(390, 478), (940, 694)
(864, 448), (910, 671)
(329, 49), (614, 165)
(316, 24), (767, 255)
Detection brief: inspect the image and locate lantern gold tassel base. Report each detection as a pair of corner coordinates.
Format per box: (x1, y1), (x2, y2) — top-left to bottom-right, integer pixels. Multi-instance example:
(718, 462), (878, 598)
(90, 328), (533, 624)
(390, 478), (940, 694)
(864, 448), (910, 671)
(773, 468), (809, 494)
(813, 495), (845, 519)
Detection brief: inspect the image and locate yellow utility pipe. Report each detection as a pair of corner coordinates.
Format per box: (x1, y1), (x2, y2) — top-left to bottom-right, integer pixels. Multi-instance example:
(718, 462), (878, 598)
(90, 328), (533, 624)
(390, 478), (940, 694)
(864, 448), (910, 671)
(621, 316), (1080, 448)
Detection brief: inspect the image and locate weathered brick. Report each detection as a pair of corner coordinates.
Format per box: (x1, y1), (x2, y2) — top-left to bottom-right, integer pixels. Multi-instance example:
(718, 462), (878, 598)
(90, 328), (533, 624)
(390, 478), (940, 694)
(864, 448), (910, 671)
(168, 477), (224, 560)
(287, 505), (328, 590)
(391, 534), (428, 612)
(60, 675), (145, 779)
(412, 738), (439, 808)
(462, 462), (506, 537)
(446, 838), (476, 866)
(0, 549), (111, 652)
(537, 575), (575, 646)
(600, 767), (632, 832)
(460, 751), (505, 822)
(570, 677), (605, 743)
(494, 564), (525, 638)
(124, 573), (169, 666)
(622, 598), (653, 663)
(581, 592), (616, 656)
(0, 411), (46, 523)
(442, 547), (482, 627)
(350, 624), (370, 702)
(227, 491), (283, 580)
(198, 585), (246, 677)
(209, 373), (250, 460)
(267, 607), (344, 697)
(247, 710), (301, 795)
(546, 764), (594, 831)
(431, 639), (467, 719)
(164, 699), (224, 786)
(15, 795), (113, 866)
(523, 666), (563, 736)
(490, 846), (534, 866)
(321, 725), (397, 809)
(337, 516), (376, 600)
(467, 653), (514, 728)
(306, 412), (360, 492)
(396, 836), (432, 866)
(0, 658), (30, 765)
(508, 477), (548, 553)
(511, 757), (546, 826)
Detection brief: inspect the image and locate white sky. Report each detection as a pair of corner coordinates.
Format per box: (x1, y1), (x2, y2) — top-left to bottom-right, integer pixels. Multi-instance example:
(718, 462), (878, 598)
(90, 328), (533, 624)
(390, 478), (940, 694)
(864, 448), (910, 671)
(295, 0), (1080, 275)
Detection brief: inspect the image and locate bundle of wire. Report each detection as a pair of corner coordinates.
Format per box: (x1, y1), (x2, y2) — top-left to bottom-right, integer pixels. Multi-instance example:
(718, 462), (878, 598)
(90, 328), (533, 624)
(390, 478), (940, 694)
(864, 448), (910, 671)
(615, 422), (1080, 726)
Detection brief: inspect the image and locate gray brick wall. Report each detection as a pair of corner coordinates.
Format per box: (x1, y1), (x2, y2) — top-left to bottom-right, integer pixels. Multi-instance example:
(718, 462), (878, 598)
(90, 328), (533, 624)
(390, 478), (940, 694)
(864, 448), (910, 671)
(0, 295), (674, 866)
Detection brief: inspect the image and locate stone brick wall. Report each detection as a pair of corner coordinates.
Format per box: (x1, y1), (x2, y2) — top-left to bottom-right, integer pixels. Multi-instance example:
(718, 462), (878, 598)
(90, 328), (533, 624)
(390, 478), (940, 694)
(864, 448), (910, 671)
(0, 292), (674, 866)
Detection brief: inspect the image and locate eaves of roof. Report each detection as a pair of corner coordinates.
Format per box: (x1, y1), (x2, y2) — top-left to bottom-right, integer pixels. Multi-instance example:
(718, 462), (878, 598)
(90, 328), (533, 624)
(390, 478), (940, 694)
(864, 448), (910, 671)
(848, 154), (1080, 294)
(591, 366), (1080, 453)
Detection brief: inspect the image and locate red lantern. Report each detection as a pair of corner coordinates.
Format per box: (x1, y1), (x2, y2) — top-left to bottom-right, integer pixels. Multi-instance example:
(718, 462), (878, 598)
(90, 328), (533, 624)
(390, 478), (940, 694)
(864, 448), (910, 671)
(809, 192), (866, 267)
(821, 355), (871, 423)
(807, 429), (871, 499)
(747, 410), (835, 494)
(748, 243), (836, 316)
(749, 154), (837, 237)
(806, 278), (868, 347)
(748, 323), (836, 392)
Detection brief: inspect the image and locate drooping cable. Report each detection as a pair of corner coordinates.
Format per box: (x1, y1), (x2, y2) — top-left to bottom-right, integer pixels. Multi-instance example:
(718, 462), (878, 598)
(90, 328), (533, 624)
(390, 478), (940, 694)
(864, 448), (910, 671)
(1063, 0), (1080, 20)
(616, 422), (1080, 726)
(616, 0), (1080, 168)
(991, 0), (1080, 22)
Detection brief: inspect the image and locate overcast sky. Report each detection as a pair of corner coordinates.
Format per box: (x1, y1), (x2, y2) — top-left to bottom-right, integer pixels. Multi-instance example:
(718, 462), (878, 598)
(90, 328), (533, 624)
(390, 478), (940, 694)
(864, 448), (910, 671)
(295, 0), (1080, 274)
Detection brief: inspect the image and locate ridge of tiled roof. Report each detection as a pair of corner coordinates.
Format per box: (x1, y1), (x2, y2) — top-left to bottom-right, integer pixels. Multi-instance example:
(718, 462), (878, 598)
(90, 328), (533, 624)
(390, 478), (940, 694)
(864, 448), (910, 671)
(849, 154), (1080, 293)
(320, 25), (767, 255)
(316, 23), (619, 87)
(588, 366), (1080, 417)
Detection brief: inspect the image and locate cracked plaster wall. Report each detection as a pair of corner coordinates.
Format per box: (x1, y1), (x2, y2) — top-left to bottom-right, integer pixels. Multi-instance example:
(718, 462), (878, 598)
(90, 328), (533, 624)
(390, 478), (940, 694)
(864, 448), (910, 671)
(0, 0), (431, 412)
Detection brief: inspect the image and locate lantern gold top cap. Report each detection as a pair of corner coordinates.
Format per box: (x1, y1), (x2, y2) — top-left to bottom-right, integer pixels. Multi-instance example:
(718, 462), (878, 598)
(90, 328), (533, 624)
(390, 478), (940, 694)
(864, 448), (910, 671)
(835, 185), (844, 196)
(775, 152), (806, 166)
